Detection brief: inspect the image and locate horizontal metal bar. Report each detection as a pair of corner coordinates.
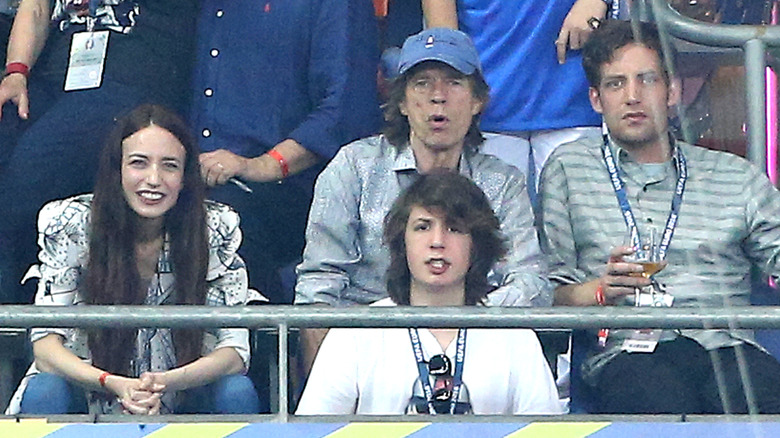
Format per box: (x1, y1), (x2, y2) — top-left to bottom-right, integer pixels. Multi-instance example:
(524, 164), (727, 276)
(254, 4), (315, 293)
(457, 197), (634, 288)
(5, 412), (780, 423)
(4, 305), (780, 330)
(651, 0), (780, 48)
(0, 413), (671, 423)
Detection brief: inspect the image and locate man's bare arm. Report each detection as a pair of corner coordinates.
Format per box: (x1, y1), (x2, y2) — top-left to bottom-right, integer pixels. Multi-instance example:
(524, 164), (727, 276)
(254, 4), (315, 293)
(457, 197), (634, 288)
(421, 0), (458, 28)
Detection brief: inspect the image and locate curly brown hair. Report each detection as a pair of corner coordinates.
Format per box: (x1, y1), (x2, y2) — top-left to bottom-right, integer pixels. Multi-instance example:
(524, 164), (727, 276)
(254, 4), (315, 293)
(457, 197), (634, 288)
(582, 20), (673, 88)
(383, 171), (507, 306)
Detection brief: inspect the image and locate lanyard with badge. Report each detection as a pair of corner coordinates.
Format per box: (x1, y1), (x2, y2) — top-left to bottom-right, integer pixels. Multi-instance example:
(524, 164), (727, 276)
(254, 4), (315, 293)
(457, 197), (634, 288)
(408, 328), (466, 415)
(601, 135), (687, 352)
(64, 0), (109, 91)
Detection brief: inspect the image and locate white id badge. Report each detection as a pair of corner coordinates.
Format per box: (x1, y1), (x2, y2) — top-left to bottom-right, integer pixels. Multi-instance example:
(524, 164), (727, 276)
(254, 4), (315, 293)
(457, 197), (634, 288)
(621, 329), (662, 353)
(64, 31), (109, 91)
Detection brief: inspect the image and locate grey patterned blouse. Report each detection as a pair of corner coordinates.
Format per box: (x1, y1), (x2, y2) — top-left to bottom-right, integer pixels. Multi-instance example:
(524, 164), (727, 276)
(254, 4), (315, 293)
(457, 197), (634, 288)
(7, 194), (263, 414)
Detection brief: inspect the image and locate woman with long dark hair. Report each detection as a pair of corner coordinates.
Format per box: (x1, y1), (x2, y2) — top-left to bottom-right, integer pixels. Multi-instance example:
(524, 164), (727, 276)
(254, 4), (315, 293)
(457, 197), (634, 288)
(296, 172), (561, 415)
(7, 104), (261, 415)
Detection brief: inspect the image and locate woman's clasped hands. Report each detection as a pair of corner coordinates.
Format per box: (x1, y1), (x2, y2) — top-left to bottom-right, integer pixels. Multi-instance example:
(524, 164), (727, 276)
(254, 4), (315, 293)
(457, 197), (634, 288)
(104, 373), (167, 415)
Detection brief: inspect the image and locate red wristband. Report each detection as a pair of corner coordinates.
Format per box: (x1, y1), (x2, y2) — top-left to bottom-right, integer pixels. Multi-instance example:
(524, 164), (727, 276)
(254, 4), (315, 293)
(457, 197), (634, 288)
(596, 282), (609, 346)
(595, 283), (606, 306)
(98, 371), (112, 387)
(4, 62), (29, 78)
(268, 149), (289, 178)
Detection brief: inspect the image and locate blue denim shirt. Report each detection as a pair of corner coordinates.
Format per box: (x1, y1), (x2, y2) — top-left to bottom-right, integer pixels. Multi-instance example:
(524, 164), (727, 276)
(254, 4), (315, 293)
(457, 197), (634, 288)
(295, 135), (552, 307)
(191, 0), (382, 189)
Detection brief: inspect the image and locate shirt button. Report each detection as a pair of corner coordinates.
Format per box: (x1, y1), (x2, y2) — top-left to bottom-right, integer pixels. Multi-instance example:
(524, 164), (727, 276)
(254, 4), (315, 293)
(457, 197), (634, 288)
(216, 9), (223, 17)
(204, 88), (213, 97)
(210, 49), (219, 57)
(202, 129), (211, 138)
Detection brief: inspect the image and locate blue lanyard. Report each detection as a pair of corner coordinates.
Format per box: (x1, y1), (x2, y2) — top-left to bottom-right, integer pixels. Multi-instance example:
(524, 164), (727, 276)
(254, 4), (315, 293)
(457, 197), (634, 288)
(601, 136), (687, 260)
(408, 328), (467, 415)
(609, 0), (620, 20)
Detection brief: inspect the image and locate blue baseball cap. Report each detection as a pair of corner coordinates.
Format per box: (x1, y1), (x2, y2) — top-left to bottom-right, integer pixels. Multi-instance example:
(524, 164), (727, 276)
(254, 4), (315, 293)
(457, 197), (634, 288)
(397, 28), (482, 76)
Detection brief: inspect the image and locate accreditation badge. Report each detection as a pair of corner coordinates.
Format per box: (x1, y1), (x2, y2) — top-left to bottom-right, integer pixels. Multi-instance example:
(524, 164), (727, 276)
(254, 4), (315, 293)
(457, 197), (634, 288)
(621, 329), (662, 353)
(64, 30), (109, 91)
(622, 288), (674, 353)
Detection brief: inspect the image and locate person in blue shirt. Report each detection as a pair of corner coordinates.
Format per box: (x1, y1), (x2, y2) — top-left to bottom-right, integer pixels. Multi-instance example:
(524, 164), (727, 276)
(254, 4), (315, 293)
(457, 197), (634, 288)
(190, 0), (382, 303)
(422, 0), (608, 201)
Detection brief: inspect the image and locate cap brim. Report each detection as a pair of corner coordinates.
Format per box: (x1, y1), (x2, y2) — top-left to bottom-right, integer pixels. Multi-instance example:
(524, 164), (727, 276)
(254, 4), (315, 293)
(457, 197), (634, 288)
(398, 54), (478, 76)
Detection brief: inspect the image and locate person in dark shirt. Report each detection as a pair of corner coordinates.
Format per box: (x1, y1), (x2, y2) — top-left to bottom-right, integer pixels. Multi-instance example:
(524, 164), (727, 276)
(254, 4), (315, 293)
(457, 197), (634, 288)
(190, 0), (382, 303)
(0, 0), (199, 304)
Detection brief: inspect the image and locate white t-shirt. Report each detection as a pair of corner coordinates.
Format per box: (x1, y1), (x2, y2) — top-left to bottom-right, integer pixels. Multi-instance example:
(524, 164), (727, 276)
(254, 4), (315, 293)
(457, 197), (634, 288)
(297, 301), (562, 415)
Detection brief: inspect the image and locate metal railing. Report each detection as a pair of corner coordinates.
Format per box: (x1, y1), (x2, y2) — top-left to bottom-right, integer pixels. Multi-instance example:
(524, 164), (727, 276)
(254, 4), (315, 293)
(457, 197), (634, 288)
(4, 1), (780, 425)
(650, 0), (780, 170)
(3, 304), (780, 422)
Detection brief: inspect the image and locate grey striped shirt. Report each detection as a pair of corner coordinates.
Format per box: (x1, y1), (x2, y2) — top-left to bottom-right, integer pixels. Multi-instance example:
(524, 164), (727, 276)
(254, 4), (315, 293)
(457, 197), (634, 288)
(539, 134), (780, 379)
(295, 135), (551, 307)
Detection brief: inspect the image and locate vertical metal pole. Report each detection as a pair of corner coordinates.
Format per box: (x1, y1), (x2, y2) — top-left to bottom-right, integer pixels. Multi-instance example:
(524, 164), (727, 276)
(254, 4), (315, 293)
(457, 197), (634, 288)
(277, 322), (289, 423)
(745, 38), (768, 171)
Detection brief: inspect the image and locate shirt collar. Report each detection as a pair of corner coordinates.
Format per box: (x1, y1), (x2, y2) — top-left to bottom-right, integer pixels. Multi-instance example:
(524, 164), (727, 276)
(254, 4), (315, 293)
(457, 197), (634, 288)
(391, 143), (418, 172)
(606, 132), (678, 168)
(391, 142), (475, 177)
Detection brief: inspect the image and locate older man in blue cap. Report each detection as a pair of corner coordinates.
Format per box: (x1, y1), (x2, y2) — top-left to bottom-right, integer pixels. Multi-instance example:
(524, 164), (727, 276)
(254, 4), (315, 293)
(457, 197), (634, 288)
(295, 28), (551, 306)
(296, 27), (550, 309)
(295, 27), (551, 370)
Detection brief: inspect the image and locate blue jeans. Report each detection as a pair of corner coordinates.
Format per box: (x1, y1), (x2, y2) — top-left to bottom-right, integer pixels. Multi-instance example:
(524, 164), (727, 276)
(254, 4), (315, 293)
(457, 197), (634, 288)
(19, 373), (88, 414)
(20, 373), (261, 414)
(178, 374), (261, 414)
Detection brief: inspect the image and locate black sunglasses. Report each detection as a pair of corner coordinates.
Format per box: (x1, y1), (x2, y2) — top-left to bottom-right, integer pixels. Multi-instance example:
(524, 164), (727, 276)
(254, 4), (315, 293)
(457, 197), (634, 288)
(428, 354), (453, 402)
(428, 354), (452, 376)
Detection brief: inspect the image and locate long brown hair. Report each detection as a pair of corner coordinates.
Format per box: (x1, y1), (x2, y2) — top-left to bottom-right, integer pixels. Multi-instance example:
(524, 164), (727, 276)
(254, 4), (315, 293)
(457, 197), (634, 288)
(383, 172), (507, 306)
(85, 104), (208, 374)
